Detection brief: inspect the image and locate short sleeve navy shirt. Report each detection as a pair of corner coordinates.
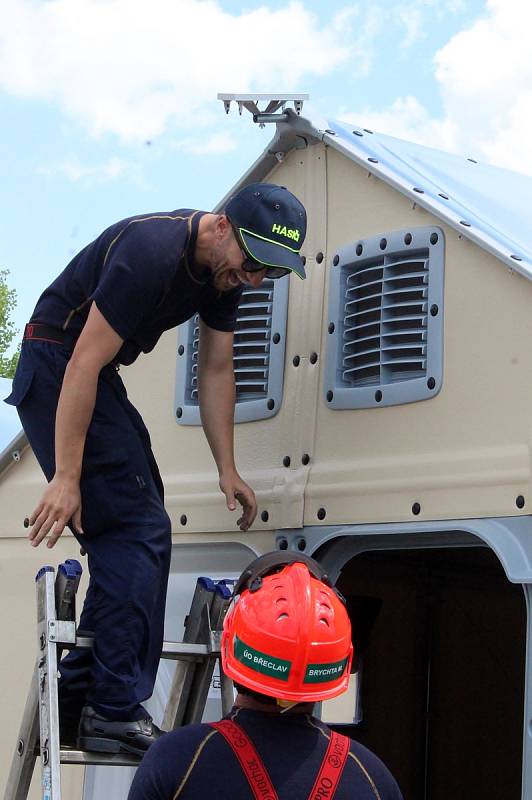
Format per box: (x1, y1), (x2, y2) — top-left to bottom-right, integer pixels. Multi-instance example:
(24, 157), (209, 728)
(127, 709), (404, 800)
(31, 210), (243, 365)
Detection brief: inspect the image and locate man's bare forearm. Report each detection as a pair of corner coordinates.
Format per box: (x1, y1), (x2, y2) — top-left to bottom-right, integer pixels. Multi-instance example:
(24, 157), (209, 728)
(54, 357), (99, 480)
(198, 361), (236, 475)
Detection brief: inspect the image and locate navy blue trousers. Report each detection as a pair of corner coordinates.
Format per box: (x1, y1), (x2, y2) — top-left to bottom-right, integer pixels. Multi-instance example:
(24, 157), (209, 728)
(6, 341), (171, 721)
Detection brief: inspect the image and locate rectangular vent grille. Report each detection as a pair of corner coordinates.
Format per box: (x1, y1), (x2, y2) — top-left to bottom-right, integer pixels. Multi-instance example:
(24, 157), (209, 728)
(342, 253), (429, 387)
(324, 227), (444, 410)
(189, 280), (275, 404)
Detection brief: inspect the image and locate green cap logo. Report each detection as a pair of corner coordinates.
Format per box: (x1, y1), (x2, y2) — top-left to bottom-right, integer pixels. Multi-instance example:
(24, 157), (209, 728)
(304, 658), (349, 684)
(272, 223), (301, 243)
(234, 636), (291, 682)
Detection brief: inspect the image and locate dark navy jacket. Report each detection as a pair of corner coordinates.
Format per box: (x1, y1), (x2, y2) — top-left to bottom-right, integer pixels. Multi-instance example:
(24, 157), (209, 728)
(31, 209), (243, 364)
(128, 708), (404, 800)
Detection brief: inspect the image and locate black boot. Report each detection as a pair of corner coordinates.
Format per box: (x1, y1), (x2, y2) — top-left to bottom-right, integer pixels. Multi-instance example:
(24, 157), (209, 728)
(77, 706), (164, 756)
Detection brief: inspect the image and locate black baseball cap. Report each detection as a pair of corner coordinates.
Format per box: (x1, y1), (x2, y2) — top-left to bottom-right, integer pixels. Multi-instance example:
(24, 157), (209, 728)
(225, 182), (307, 279)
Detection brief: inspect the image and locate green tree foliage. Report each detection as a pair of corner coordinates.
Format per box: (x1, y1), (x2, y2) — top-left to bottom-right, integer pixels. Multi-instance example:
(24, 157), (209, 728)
(0, 269), (20, 378)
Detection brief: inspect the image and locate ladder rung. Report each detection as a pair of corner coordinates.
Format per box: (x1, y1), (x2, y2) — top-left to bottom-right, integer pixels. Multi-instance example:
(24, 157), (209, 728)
(59, 748), (141, 767)
(161, 641), (220, 660)
(76, 638), (221, 660)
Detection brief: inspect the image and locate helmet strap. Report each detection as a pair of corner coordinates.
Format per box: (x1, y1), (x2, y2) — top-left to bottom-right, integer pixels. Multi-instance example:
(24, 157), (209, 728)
(276, 699), (299, 713)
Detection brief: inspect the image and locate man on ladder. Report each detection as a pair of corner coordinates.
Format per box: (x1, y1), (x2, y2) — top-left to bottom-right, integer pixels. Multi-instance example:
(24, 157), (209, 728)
(4, 184), (308, 756)
(128, 553), (404, 799)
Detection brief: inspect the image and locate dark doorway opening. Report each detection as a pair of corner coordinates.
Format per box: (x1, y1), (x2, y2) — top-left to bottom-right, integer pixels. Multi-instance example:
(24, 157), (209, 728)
(333, 546), (526, 800)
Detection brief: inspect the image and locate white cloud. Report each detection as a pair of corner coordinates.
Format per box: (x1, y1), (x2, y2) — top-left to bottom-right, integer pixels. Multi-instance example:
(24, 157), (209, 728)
(340, 95), (458, 151)
(0, 0), (364, 142)
(174, 131), (237, 156)
(340, 0), (532, 175)
(38, 156), (136, 183)
(397, 6), (424, 49)
(396, 0), (467, 49)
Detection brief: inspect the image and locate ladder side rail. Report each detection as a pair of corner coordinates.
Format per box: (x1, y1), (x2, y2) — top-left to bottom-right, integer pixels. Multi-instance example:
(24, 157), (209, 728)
(161, 579), (217, 731)
(219, 669), (235, 718)
(4, 562), (81, 800)
(3, 670), (39, 800)
(36, 568), (62, 800)
(183, 586), (231, 726)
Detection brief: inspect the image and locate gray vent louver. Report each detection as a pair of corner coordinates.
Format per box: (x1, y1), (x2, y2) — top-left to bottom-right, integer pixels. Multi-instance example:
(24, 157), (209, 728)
(324, 227), (444, 409)
(175, 278), (289, 424)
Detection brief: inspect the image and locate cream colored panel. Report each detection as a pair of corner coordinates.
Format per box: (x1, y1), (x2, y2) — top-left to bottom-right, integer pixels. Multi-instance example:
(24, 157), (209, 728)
(0, 538), (86, 798)
(0, 445), (47, 538)
(123, 144), (329, 534)
(305, 146), (532, 525)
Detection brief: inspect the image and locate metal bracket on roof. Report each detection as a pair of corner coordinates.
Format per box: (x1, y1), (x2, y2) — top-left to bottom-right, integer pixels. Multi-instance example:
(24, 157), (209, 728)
(218, 93), (309, 127)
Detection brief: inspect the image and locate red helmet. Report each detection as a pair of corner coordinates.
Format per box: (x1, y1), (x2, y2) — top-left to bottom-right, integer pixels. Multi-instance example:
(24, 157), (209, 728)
(222, 552), (353, 703)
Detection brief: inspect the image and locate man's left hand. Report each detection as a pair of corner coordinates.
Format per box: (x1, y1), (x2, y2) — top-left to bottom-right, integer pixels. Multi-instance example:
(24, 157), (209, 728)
(219, 471), (257, 532)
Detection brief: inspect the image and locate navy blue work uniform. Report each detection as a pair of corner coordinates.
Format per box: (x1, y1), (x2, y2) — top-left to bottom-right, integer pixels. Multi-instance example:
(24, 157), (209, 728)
(5, 210), (243, 721)
(127, 708), (404, 799)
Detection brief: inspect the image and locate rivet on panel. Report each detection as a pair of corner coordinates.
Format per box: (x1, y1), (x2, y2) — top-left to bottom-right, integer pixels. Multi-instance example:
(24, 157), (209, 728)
(302, 454), (310, 466)
(430, 304), (439, 317)
(511, 255), (523, 262)
(430, 233), (439, 245)
(178, 345), (185, 356)
(368, 157), (378, 163)
(261, 510), (269, 523)
(375, 390), (383, 403)
(363, 128), (374, 134)
(317, 508), (327, 521)
(273, 333), (281, 344)
(267, 399), (275, 410)
(356, 244), (363, 256)
(283, 456), (291, 468)
(310, 352), (318, 365)
(438, 193), (449, 200)
(353, 130), (364, 136)
(427, 377), (436, 390)
(176, 407), (183, 419)
(333, 255), (340, 266)
(278, 537), (288, 550)
(404, 233), (412, 245)
(293, 355), (300, 367)
(328, 323), (335, 334)
(297, 537), (307, 551)
(412, 503), (421, 516)
(180, 515), (187, 526)
(302, 256), (307, 266)
(379, 238), (387, 250)
(516, 495), (525, 509)
(316, 252), (324, 264)
(325, 129), (336, 135)
(413, 187), (424, 194)
(460, 220), (471, 227)
(326, 390), (334, 402)
(467, 158), (478, 163)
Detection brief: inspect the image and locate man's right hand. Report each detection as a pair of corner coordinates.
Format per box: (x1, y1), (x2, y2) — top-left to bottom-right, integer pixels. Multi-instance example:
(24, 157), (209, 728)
(27, 475), (84, 548)
(26, 302), (123, 549)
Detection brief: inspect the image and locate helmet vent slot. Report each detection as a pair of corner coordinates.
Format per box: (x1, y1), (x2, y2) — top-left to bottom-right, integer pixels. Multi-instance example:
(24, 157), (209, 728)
(276, 597), (287, 604)
(277, 612), (289, 621)
(319, 617), (330, 626)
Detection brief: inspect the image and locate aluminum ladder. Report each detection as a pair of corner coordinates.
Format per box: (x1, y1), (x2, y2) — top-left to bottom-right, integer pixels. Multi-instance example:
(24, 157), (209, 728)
(4, 561), (234, 800)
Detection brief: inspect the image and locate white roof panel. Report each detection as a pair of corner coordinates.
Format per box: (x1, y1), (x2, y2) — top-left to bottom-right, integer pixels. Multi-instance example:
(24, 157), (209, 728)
(320, 118), (532, 279)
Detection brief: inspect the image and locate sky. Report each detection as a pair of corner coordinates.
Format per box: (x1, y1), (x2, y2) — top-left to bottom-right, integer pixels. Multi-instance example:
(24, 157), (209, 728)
(0, 0), (530, 445)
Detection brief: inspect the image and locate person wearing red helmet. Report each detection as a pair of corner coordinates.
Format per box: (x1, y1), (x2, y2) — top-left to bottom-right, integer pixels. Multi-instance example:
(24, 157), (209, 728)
(128, 553), (403, 800)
